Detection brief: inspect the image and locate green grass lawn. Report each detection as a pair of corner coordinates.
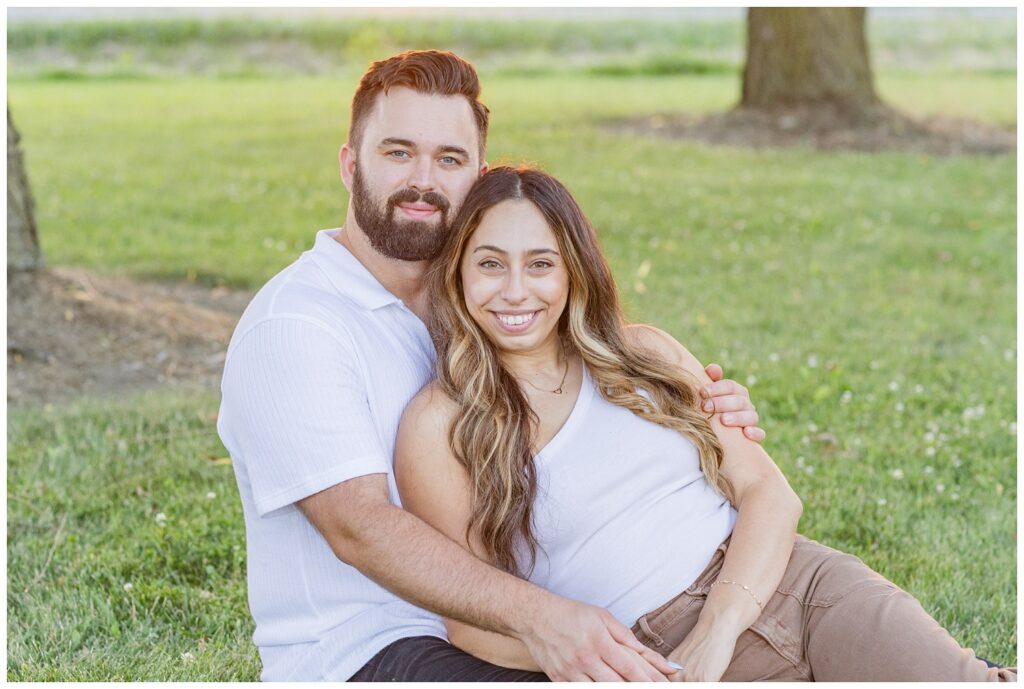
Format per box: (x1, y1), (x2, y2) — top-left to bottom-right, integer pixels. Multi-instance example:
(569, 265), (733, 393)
(7, 63), (1016, 679)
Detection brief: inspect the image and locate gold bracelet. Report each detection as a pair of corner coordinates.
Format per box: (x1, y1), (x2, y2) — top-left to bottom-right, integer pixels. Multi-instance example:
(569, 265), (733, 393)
(709, 579), (765, 612)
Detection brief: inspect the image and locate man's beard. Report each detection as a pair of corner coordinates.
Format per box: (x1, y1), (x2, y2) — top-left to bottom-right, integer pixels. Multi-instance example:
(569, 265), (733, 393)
(351, 166), (453, 262)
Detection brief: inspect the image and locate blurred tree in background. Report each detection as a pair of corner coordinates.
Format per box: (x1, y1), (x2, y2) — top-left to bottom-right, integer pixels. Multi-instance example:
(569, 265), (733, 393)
(8, 109), (43, 272)
(742, 8), (880, 119)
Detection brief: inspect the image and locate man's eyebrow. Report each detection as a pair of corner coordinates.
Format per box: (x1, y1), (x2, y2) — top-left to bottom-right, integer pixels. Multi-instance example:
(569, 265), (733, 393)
(472, 245), (559, 256)
(377, 139), (470, 159)
(378, 137), (416, 149)
(438, 145), (471, 158)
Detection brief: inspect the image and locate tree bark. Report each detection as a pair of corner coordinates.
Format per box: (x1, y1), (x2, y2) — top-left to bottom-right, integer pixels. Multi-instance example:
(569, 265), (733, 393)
(741, 8), (879, 116)
(8, 108), (43, 272)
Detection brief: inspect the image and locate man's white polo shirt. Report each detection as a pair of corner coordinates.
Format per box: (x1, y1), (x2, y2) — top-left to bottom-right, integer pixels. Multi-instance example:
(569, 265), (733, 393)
(218, 229), (446, 681)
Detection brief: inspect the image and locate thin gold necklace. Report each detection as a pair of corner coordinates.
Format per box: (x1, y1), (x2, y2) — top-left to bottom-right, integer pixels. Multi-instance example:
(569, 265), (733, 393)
(519, 351), (570, 395)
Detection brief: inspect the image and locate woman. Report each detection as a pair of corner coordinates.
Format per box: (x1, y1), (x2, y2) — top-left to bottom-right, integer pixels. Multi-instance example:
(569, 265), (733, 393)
(393, 166), (1015, 681)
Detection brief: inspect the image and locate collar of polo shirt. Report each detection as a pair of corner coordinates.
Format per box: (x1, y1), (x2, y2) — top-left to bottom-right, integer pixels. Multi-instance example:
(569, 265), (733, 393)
(311, 229), (402, 311)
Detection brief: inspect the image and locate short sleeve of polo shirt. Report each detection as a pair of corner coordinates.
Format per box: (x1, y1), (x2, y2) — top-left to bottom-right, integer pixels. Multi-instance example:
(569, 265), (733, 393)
(221, 316), (389, 517)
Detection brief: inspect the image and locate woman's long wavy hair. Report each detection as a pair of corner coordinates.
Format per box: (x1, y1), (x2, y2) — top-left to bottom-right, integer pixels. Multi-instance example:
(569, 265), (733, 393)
(427, 165), (730, 577)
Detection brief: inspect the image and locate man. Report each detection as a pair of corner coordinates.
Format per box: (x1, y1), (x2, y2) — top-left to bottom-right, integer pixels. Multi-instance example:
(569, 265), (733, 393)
(218, 50), (764, 681)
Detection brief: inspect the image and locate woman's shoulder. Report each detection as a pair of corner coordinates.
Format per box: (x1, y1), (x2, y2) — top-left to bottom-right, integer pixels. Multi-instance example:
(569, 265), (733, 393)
(624, 324), (706, 380)
(400, 380), (460, 435)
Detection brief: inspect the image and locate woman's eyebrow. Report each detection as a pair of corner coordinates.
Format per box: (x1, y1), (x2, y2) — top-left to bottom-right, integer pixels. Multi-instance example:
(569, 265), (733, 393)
(472, 245), (559, 256)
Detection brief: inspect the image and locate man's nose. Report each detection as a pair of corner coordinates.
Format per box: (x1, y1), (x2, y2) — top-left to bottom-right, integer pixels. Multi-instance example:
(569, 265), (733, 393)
(406, 155), (436, 192)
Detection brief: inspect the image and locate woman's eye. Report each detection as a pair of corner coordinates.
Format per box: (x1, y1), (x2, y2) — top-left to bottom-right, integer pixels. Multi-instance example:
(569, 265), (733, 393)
(480, 260), (501, 269)
(531, 261), (554, 270)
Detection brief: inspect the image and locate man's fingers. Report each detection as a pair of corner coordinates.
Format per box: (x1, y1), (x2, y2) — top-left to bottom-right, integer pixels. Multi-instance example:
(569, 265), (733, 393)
(704, 396), (757, 417)
(606, 621), (676, 675)
(743, 426), (767, 443)
(717, 409), (759, 428)
(703, 379), (748, 401)
(704, 362), (724, 382)
(585, 661), (624, 682)
(602, 647), (667, 683)
(636, 646), (674, 682)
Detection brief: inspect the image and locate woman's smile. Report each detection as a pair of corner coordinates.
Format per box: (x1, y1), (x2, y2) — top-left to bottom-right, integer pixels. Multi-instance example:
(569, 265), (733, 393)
(493, 310), (541, 332)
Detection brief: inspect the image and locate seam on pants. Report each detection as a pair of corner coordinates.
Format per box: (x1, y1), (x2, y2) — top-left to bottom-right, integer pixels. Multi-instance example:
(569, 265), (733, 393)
(748, 609), (804, 668)
(647, 596), (703, 643)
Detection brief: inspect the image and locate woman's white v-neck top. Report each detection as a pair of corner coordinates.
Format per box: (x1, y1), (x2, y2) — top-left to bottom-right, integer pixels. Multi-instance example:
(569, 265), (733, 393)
(526, 365), (737, 626)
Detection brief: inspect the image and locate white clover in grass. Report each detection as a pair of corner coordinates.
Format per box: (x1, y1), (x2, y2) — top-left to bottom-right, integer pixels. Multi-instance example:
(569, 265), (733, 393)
(923, 465), (934, 475)
(891, 468), (904, 480)
(951, 456), (963, 468)
(951, 492), (960, 501)
(925, 447), (936, 457)
(923, 431), (935, 443)
(123, 583), (133, 592)
(895, 402), (905, 413)
(206, 492), (216, 500)
(936, 483), (945, 493)
(769, 352), (780, 363)
(796, 456), (805, 467)
(807, 422), (818, 432)
(804, 465), (815, 475)
(1004, 349), (1014, 361)
(869, 360), (880, 370)
(914, 384), (925, 394)
(962, 405), (986, 421)
(746, 375), (757, 386)
(200, 590), (213, 599)
(806, 355), (818, 368)
(888, 381), (900, 391)
(877, 498), (887, 506)
(841, 391), (853, 404)
(155, 512), (167, 524)
(181, 652), (195, 663)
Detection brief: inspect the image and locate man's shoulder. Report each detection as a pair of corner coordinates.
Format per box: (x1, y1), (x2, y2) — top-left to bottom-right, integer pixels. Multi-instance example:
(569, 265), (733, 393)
(230, 255), (362, 347)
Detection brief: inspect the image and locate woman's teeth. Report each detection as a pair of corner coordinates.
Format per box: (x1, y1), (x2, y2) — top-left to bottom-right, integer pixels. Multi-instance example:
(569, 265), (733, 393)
(497, 312), (536, 326)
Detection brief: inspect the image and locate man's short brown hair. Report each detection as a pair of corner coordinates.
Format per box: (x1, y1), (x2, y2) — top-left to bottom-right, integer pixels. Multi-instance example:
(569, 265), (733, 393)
(349, 50), (490, 159)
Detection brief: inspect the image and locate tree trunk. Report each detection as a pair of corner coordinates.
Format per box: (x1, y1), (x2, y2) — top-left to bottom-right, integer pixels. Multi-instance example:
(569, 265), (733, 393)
(741, 8), (879, 117)
(8, 109), (43, 272)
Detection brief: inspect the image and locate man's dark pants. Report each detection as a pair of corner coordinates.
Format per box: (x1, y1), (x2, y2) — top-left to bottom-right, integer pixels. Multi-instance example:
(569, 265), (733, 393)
(349, 636), (549, 682)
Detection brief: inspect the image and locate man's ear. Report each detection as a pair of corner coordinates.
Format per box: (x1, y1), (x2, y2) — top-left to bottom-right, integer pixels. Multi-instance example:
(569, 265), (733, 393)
(340, 143), (357, 191)
(479, 160), (488, 176)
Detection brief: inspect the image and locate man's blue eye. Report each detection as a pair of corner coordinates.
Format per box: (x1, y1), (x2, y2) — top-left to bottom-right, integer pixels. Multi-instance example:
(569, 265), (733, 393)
(389, 151), (410, 159)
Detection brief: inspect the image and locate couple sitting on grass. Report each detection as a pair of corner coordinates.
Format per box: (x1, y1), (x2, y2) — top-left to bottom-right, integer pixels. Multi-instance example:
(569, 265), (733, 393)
(217, 50), (1015, 681)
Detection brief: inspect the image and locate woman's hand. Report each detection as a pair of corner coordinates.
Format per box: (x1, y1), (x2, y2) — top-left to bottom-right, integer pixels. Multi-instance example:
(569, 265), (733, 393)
(665, 617), (739, 682)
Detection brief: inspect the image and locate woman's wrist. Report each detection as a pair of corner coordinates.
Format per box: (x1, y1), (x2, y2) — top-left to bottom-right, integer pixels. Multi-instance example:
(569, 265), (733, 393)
(697, 585), (762, 639)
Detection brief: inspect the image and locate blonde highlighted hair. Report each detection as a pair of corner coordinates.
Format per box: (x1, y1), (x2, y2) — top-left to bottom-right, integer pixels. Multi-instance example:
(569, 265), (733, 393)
(427, 166), (729, 576)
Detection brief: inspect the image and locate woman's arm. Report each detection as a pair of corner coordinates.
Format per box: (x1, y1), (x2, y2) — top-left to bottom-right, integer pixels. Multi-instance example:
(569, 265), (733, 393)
(626, 324), (803, 681)
(393, 384), (542, 671)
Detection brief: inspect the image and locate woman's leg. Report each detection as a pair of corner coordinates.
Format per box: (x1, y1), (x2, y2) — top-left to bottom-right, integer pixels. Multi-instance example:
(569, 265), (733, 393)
(787, 537), (1015, 681)
(632, 536), (1015, 681)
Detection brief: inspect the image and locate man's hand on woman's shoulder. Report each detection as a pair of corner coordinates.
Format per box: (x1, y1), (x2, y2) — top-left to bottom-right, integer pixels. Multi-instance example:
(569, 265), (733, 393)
(623, 324), (766, 443)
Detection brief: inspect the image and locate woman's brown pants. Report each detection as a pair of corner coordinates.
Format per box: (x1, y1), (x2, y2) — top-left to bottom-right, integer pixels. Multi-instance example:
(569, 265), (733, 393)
(632, 535), (1016, 681)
